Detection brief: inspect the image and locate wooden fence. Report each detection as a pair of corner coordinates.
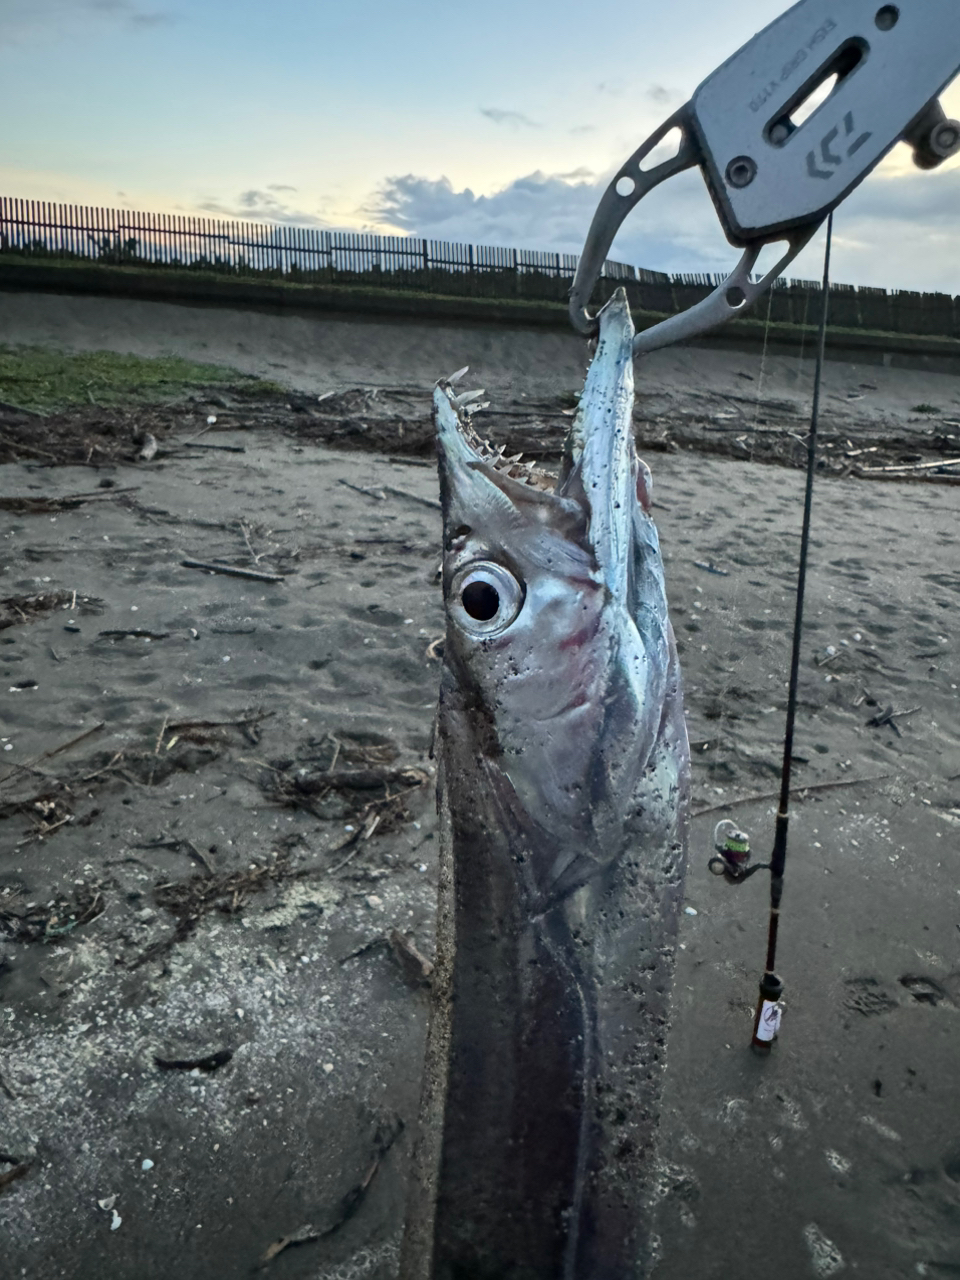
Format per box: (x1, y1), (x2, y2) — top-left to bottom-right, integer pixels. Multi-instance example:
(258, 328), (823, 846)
(0, 197), (637, 298)
(1, 196), (957, 336)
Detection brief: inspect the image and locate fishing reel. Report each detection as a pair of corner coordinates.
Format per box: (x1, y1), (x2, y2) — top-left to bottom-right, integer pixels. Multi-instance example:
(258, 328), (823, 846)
(708, 820), (772, 885)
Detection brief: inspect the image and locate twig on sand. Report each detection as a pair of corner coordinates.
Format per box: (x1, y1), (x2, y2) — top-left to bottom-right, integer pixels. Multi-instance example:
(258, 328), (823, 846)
(326, 813), (382, 875)
(258, 1116), (403, 1266)
(183, 838), (217, 876)
(692, 772), (895, 817)
(0, 432), (58, 461)
(239, 520), (266, 564)
(179, 442), (246, 453)
(865, 705), (920, 738)
(181, 559), (286, 583)
(32, 721), (105, 763)
(693, 560), (730, 576)
(99, 629), (170, 640)
(338, 478), (386, 501)
(80, 749), (125, 783)
(859, 457), (960, 475)
(383, 485), (441, 511)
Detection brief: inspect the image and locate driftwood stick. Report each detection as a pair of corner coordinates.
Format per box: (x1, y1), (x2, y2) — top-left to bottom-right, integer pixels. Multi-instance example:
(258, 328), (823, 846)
(858, 456), (960, 474)
(692, 772), (895, 817)
(37, 721), (106, 761)
(181, 559), (285, 583)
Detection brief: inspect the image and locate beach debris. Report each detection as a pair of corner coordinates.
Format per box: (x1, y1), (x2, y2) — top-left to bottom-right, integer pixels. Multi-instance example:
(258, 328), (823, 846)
(137, 433), (158, 462)
(181, 558), (286, 584)
(0, 1162), (30, 1193)
(135, 835), (216, 876)
(865, 704), (920, 737)
(692, 772), (895, 817)
(98, 629), (170, 640)
(0, 487), (139, 514)
(129, 855), (291, 968)
(141, 1159), (155, 1171)
(154, 1049), (234, 1072)
(388, 929), (434, 985)
(1, 591), (102, 632)
(110, 1210), (122, 1231)
(259, 1114), (403, 1265)
(98, 1195), (117, 1212)
(0, 884), (105, 942)
(30, 721), (105, 763)
(338, 478), (386, 501)
(180, 441), (245, 452)
(693, 560), (729, 576)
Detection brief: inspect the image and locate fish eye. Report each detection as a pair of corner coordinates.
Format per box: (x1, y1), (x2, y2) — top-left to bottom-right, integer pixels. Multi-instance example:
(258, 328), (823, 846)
(450, 561), (524, 636)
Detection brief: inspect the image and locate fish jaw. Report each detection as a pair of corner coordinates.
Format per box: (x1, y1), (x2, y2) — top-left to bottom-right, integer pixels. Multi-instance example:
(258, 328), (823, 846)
(433, 291), (682, 906)
(559, 286), (638, 605)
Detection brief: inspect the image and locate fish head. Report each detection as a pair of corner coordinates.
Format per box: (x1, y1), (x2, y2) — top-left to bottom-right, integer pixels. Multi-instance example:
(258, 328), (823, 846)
(435, 290), (678, 888)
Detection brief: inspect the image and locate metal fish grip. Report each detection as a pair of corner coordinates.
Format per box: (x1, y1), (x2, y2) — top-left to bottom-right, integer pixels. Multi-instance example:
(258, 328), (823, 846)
(569, 0), (960, 356)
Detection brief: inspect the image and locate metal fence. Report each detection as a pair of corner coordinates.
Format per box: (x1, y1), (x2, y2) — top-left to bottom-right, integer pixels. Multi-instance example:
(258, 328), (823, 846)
(1, 196), (957, 336)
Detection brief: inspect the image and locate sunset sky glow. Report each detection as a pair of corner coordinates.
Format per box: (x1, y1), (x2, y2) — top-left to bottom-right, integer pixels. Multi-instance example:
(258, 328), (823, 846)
(2, 0), (959, 292)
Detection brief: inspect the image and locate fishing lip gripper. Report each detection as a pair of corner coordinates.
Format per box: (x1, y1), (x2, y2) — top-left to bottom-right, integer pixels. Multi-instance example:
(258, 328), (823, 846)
(568, 0), (960, 356)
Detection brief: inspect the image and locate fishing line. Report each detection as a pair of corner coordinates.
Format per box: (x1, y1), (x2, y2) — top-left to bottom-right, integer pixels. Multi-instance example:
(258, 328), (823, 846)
(750, 211), (834, 1051)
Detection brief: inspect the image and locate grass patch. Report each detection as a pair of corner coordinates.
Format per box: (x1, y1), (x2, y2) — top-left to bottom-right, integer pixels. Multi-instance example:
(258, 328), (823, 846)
(911, 402), (940, 414)
(0, 345), (283, 413)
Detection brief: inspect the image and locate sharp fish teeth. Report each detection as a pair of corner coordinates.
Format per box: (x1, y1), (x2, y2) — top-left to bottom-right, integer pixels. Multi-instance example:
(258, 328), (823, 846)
(454, 389), (486, 407)
(447, 366), (470, 385)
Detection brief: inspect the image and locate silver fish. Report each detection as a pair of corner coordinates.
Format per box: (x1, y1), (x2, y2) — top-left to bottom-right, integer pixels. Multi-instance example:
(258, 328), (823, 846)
(401, 289), (689, 1280)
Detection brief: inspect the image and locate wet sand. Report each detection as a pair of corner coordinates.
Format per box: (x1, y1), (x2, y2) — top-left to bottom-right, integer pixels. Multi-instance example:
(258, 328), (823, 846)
(1, 297), (959, 1278)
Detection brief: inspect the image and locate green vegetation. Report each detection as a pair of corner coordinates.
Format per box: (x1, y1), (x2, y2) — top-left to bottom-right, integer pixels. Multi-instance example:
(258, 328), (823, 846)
(911, 403), (940, 414)
(0, 345), (282, 412)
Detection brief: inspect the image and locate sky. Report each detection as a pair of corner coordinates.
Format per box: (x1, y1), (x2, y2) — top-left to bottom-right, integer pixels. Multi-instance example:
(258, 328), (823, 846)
(1, 0), (959, 293)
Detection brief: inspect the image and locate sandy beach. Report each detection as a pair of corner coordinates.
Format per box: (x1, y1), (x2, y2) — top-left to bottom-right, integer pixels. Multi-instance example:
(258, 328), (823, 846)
(1, 293), (959, 1279)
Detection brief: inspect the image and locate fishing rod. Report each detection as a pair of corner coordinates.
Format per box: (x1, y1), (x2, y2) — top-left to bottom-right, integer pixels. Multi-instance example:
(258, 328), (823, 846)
(705, 213), (834, 1052)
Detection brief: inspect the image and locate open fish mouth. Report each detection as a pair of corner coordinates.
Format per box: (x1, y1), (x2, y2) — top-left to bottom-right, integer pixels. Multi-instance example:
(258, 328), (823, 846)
(434, 287), (661, 618)
(432, 288), (675, 892)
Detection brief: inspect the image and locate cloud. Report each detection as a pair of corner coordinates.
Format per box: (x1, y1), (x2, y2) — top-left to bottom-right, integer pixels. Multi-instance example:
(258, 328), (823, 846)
(479, 108), (540, 129)
(369, 168), (727, 271)
(646, 84), (675, 106)
(570, 125), (597, 135)
(196, 189), (328, 228)
(0, 0), (174, 43)
(367, 162), (960, 294)
(800, 163), (960, 292)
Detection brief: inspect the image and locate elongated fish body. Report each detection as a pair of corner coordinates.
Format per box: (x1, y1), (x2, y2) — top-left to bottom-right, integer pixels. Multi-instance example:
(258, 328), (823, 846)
(401, 290), (689, 1280)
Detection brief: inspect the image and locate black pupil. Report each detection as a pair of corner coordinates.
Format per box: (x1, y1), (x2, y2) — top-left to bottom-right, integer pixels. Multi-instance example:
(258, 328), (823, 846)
(462, 580), (500, 622)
